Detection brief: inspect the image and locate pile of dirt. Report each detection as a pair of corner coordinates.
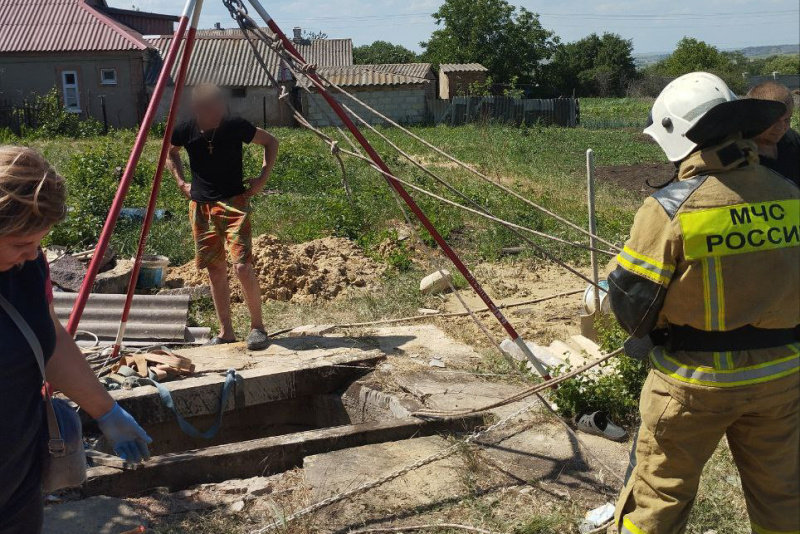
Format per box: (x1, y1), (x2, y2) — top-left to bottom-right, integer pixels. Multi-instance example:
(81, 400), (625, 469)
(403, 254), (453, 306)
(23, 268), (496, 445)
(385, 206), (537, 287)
(165, 235), (385, 303)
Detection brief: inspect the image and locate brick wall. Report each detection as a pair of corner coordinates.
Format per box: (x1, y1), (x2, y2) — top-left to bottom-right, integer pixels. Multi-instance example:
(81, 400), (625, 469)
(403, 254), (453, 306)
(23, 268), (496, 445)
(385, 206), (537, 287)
(303, 85), (428, 127)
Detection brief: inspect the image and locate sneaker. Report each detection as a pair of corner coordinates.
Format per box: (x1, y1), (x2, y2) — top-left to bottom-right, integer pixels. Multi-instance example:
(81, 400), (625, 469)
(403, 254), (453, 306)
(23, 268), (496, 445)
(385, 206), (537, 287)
(246, 328), (270, 351)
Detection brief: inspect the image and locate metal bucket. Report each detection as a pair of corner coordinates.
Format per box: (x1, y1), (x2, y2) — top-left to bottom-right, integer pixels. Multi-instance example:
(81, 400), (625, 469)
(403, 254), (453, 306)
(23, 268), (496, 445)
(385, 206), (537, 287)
(582, 279), (610, 315)
(137, 255), (170, 289)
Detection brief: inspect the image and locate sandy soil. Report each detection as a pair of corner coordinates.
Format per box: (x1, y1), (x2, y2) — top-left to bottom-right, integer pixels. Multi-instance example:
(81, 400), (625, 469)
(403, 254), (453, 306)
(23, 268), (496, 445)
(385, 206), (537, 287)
(165, 234), (385, 303)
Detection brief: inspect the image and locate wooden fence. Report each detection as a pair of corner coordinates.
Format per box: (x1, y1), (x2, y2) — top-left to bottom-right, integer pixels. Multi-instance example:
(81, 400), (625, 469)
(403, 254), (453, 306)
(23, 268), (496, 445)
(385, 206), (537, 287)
(427, 96), (578, 127)
(0, 99), (44, 135)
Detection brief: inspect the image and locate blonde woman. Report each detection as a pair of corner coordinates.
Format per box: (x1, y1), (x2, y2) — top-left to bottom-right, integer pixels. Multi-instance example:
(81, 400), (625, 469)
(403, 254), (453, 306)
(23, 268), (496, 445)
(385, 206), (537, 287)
(0, 147), (151, 534)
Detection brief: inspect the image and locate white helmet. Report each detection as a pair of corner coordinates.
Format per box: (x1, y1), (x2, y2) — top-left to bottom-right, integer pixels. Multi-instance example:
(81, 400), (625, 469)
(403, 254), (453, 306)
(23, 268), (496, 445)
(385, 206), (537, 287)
(645, 72), (785, 162)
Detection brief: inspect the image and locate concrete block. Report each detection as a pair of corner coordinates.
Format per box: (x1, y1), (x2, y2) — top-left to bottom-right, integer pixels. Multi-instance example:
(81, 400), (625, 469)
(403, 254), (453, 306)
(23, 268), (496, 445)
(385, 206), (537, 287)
(43, 496), (143, 534)
(419, 269), (452, 295)
(84, 414), (484, 496)
(93, 259), (133, 294)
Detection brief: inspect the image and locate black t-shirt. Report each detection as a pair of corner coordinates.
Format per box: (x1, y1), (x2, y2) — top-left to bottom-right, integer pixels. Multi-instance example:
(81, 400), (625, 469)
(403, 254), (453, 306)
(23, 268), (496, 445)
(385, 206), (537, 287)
(171, 116), (258, 202)
(0, 254), (56, 517)
(759, 127), (800, 187)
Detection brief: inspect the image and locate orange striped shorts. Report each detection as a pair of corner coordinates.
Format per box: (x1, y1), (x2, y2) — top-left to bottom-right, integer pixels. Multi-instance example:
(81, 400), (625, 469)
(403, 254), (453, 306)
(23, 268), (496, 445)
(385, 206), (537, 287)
(189, 194), (253, 269)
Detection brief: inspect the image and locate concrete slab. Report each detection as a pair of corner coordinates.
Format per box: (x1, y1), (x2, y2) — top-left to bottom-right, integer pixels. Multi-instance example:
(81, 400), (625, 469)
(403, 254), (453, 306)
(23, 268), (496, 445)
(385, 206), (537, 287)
(43, 496), (144, 534)
(106, 350), (384, 427)
(389, 370), (528, 419)
(371, 325), (481, 365)
(478, 421), (629, 498)
(304, 436), (465, 509)
(84, 414), (484, 497)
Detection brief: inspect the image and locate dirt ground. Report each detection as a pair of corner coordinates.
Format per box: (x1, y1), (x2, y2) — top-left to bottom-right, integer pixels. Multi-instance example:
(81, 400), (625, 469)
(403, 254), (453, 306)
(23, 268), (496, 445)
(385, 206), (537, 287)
(165, 234), (385, 303)
(435, 260), (591, 348)
(594, 163), (675, 197)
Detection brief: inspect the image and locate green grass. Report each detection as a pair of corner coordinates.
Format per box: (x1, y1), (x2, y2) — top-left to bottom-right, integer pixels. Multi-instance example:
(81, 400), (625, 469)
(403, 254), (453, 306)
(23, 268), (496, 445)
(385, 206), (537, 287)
(12, 122), (657, 267)
(579, 97), (654, 129)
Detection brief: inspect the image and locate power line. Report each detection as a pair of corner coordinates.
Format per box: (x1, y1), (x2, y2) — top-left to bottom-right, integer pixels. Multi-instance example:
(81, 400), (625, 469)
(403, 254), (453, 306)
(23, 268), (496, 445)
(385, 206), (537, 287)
(289, 9), (797, 23)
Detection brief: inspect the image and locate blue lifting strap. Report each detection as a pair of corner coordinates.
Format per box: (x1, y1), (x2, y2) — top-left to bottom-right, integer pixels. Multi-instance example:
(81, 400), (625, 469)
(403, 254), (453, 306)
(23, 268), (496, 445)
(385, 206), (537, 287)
(143, 368), (239, 439)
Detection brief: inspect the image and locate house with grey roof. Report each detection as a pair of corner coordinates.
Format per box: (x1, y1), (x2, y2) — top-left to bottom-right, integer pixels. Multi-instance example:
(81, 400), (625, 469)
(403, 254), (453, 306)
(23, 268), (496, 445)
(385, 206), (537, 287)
(145, 27), (355, 127)
(0, 0), (176, 128)
(301, 63), (436, 127)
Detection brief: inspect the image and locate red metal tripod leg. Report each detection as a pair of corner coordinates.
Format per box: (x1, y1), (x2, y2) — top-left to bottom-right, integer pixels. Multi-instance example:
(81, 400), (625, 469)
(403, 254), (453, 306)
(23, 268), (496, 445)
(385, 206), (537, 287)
(66, 0), (199, 335)
(110, 0), (204, 357)
(246, 0), (551, 381)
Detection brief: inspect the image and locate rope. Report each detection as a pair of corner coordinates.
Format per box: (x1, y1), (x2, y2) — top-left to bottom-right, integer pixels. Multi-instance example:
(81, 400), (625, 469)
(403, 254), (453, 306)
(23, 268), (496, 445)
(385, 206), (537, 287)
(330, 148), (617, 257)
(249, 396), (543, 534)
(217, 16), (628, 533)
(223, 15), (618, 260)
(283, 60), (621, 252)
(340, 103), (613, 288)
(347, 525), (507, 534)
(412, 348), (621, 418)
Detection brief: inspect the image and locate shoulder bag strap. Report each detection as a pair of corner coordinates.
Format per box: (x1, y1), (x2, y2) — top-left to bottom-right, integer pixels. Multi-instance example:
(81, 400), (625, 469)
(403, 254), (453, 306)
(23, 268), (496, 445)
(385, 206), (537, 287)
(0, 293), (65, 453)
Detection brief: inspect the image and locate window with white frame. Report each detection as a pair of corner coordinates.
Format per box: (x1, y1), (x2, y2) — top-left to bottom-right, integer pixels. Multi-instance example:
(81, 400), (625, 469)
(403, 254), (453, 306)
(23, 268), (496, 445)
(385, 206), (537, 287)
(61, 71), (80, 112)
(100, 68), (117, 85)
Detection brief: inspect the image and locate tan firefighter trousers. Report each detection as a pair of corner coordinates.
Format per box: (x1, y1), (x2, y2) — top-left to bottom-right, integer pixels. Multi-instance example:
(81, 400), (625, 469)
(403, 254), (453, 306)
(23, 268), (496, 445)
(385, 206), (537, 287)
(616, 369), (800, 534)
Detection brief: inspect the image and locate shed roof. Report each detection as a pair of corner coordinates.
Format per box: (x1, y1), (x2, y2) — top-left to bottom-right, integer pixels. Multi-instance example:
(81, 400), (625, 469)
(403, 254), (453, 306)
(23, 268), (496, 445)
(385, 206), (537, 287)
(439, 63), (488, 73)
(0, 0), (151, 53)
(145, 29), (353, 87)
(303, 63), (434, 88)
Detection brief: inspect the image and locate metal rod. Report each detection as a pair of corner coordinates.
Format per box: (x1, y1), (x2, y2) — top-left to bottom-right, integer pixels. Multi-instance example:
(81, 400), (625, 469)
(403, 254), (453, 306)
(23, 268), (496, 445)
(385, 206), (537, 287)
(110, 0), (203, 357)
(66, 0), (198, 335)
(586, 149), (600, 314)
(248, 0), (551, 380)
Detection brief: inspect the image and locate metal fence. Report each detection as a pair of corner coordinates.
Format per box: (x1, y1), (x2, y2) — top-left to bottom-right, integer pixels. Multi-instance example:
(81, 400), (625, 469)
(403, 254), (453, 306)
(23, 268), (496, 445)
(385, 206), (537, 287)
(427, 96), (577, 127)
(748, 74), (800, 91)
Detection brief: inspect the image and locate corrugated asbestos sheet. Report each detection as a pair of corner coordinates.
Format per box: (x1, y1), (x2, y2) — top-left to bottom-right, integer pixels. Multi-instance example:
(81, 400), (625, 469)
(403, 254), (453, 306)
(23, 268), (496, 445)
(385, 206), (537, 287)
(53, 292), (192, 342)
(0, 0), (150, 53)
(144, 29), (353, 87)
(439, 63), (488, 73)
(301, 63), (434, 88)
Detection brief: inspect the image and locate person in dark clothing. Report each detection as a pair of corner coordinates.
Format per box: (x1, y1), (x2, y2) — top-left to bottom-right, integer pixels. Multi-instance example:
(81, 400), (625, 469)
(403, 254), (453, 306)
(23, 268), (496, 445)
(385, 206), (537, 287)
(167, 83), (279, 350)
(746, 81), (800, 186)
(0, 147), (151, 534)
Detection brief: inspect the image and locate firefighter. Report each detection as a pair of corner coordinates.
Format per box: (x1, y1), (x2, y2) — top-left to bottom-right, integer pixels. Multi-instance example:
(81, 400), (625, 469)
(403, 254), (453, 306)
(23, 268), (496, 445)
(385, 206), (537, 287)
(609, 72), (799, 534)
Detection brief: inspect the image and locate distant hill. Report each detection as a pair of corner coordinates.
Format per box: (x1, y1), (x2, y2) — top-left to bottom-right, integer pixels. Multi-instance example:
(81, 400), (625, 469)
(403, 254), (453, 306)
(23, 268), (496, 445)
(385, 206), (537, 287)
(634, 43), (799, 67)
(737, 44), (800, 58)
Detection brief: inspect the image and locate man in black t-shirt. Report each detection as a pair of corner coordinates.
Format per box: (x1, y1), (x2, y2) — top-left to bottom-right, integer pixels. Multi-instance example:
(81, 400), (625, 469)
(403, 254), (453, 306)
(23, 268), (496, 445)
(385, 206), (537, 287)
(167, 83), (279, 350)
(746, 81), (800, 186)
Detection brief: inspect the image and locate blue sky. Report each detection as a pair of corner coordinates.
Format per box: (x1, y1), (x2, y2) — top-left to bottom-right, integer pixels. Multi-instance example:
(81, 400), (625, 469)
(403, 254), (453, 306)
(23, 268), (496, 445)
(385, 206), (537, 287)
(115, 0), (800, 54)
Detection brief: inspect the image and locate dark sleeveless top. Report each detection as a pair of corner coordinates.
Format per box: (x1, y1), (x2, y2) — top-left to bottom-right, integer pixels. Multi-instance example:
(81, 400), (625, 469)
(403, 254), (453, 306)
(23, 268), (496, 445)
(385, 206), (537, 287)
(0, 253), (56, 517)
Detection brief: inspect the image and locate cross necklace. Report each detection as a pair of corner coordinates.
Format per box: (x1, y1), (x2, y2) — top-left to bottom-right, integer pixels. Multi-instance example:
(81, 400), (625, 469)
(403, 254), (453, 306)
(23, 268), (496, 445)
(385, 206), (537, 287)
(200, 128), (217, 155)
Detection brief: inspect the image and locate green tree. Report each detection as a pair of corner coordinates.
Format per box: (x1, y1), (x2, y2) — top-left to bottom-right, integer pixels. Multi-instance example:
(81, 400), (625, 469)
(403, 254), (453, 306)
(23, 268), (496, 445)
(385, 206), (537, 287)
(353, 41), (418, 64)
(547, 32), (637, 96)
(761, 54), (800, 75)
(420, 0), (558, 84)
(659, 37), (722, 75)
(650, 37), (752, 93)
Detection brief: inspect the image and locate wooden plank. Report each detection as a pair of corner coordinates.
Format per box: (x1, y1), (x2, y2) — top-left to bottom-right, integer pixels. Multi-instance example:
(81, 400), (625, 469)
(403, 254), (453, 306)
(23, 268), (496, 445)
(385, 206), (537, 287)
(90, 351), (385, 427)
(83, 414), (486, 497)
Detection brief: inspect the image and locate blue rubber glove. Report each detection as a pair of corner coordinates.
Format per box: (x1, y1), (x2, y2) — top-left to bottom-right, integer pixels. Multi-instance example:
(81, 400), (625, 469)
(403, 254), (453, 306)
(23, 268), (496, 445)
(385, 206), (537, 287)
(95, 403), (153, 464)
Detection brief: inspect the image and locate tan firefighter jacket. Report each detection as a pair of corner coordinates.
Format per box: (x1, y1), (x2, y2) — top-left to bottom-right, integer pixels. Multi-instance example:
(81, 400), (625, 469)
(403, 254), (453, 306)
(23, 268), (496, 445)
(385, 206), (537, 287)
(609, 137), (799, 387)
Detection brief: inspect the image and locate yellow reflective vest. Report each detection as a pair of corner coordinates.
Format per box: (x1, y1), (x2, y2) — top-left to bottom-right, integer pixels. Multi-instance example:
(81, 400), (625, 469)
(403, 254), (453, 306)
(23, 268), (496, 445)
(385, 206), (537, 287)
(609, 137), (800, 387)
